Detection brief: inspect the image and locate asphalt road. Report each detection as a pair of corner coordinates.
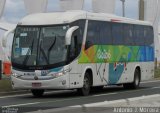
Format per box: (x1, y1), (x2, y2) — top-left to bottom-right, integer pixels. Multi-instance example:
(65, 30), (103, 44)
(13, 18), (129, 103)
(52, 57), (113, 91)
(0, 80), (160, 113)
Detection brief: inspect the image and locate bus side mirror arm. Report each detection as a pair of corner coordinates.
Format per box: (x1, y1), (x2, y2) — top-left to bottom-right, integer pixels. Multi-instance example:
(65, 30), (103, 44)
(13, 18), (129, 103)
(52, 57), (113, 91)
(65, 26), (79, 46)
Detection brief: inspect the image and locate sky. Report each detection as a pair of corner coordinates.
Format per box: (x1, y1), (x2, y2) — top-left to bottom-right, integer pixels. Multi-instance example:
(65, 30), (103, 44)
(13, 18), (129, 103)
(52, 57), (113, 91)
(1, 0), (139, 23)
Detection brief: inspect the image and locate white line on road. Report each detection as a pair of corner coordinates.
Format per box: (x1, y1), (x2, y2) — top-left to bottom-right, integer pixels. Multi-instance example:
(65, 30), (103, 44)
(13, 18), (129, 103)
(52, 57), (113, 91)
(151, 86), (160, 89)
(93, 92), (117, 97)
(2, 102), (41, 108)
(0, 94), (31, 99)
(2, 86), (160, 108)
(141, 79), (160, 84)
(0, 90), (29, 94)
(0, 90), (73, 99)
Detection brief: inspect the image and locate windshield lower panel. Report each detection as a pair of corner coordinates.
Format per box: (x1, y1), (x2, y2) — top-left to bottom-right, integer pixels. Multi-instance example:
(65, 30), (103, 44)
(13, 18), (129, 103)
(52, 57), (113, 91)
(12, 25), (69, 70)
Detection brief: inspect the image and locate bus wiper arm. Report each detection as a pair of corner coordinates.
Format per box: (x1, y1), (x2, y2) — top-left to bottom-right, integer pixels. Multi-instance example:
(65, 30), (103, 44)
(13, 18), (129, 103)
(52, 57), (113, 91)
(48, 36), (57, 60)
(39, 41), (50, 65)
(23, 38), (35, 65)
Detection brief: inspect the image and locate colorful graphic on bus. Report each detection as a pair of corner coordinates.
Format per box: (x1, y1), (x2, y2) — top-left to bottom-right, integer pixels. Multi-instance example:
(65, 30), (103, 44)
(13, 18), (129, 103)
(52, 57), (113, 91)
(78, 45), (154, 63)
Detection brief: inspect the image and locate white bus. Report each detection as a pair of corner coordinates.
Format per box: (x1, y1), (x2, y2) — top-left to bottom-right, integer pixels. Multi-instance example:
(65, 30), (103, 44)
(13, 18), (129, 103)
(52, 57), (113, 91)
(11, 11), (154, 96)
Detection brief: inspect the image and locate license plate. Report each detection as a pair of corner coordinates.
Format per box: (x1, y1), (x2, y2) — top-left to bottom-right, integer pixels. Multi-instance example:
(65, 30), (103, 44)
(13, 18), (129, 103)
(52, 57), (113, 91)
(32, 83), (42, 87)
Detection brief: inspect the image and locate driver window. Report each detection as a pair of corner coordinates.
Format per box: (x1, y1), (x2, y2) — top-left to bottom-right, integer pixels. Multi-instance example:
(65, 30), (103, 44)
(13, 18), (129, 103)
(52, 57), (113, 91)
(70, 36), (76, 58)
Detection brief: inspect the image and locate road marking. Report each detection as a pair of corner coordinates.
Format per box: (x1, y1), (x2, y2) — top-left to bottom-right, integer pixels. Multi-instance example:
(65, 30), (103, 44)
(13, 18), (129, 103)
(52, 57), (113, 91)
(151, 86), (160, 89)
(141, 79), (160, 84)
(2, 102), (41, 108)
(25, 94), (160, 113)
(1, 97), (90, 108)
(0, 90), (72, 99)
(2, 86), (160, 108)
(84, 94), (160, 107)
(93, 92), (117, 97)
(0, 94), (31, 99)
(0, 90), (29, 94)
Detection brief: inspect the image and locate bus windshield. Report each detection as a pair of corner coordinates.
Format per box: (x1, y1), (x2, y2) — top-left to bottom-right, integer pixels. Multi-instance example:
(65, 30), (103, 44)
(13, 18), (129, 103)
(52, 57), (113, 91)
(12, 25), (69, 68)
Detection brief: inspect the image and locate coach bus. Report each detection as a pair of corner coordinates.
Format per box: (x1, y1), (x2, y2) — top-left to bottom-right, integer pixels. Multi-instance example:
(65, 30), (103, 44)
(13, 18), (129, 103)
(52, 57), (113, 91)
(11, 10), (154, 97)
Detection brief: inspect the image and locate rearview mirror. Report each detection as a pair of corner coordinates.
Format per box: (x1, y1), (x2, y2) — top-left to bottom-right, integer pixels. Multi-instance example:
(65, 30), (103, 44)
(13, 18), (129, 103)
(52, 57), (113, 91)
(65, 26), (79, 45)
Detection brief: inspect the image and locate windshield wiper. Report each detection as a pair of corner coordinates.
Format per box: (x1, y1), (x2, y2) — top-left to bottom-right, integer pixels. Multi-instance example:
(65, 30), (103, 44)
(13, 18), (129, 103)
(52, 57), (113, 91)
(48, 36), (57, 60)
(39, 40), (50, 65)
(22, 38), (35, 65)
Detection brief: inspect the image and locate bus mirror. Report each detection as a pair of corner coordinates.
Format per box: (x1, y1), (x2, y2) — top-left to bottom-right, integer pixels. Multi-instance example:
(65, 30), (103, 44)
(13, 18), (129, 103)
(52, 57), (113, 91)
(65, 26), (79, 45)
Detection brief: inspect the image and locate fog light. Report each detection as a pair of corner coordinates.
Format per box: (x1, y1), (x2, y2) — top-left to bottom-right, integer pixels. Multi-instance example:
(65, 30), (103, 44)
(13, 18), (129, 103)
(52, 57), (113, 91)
(11, 81), (14, 86)
(62, 80), (66, 85)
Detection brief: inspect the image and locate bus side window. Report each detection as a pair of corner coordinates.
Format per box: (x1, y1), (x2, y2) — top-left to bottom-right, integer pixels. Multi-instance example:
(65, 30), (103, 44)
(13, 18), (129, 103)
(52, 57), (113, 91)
(112, 23), (124, 45)
(144, 26), (154, 45)
(124, 24), (134, 45)
(85, 20), (99, 50)
(99, 22), (112, 45)
(70, 35), (78, 60)
(134, 25), (145, 46)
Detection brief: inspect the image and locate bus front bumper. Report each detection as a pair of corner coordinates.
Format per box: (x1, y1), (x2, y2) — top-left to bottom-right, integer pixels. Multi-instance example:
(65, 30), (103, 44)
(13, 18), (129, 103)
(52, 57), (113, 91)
(11, 75), (70, 90)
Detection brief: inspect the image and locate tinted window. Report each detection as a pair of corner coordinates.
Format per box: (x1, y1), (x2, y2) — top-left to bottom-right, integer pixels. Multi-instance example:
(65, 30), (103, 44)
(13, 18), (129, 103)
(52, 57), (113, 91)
(144, 26), (154, 45)
(124, 24), (134, 45)
(86, 20), (153, 47)
(86, 21), (100, 49)
(86, 20), (112, 49)
(99, 22), (112, 45)
(134, 25), (145, 45)
(112, 23), (124, 45)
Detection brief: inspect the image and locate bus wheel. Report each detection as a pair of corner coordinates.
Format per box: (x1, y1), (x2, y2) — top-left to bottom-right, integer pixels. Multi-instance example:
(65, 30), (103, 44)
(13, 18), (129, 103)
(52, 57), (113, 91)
(77, 72), (91, 96)
(123, 68), (140, 89)
(31, 89), (44, 97)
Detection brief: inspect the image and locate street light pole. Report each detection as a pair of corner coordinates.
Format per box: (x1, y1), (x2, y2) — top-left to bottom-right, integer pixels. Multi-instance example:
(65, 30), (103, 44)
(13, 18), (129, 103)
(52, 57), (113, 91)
(139, 0), (145, 20)
(120, 0), (125, 17)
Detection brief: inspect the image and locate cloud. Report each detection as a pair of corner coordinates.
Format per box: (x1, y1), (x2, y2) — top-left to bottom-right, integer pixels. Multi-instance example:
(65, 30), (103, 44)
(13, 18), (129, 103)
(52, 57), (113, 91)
(48, 0), (60, 12)
(1, 0), (139, 23)
(3, 0), (26, 23)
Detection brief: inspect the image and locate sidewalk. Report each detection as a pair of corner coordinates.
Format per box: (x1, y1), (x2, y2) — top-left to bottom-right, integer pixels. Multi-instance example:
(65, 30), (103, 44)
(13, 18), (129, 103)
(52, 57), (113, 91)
(26, 94), (160, 113)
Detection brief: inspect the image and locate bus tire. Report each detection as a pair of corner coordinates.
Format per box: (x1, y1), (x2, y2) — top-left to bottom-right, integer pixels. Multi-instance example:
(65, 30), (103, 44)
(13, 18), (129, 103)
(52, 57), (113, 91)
(31, 89), (44, 97)
(123, 68), (140, 89)
(77, 72), (91, 96)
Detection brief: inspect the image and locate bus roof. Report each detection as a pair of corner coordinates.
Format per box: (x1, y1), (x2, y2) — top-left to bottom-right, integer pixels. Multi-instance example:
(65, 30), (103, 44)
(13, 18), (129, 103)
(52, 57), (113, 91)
(19, 10), (152, 26)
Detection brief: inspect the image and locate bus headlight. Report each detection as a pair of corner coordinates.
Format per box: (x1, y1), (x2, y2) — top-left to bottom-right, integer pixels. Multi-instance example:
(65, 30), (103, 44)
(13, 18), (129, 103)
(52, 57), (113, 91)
(12, 73), (22, 78)
(55, 72), (63, 77)
(50, 69), (69, 78)
(12, 73), (18, 78)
